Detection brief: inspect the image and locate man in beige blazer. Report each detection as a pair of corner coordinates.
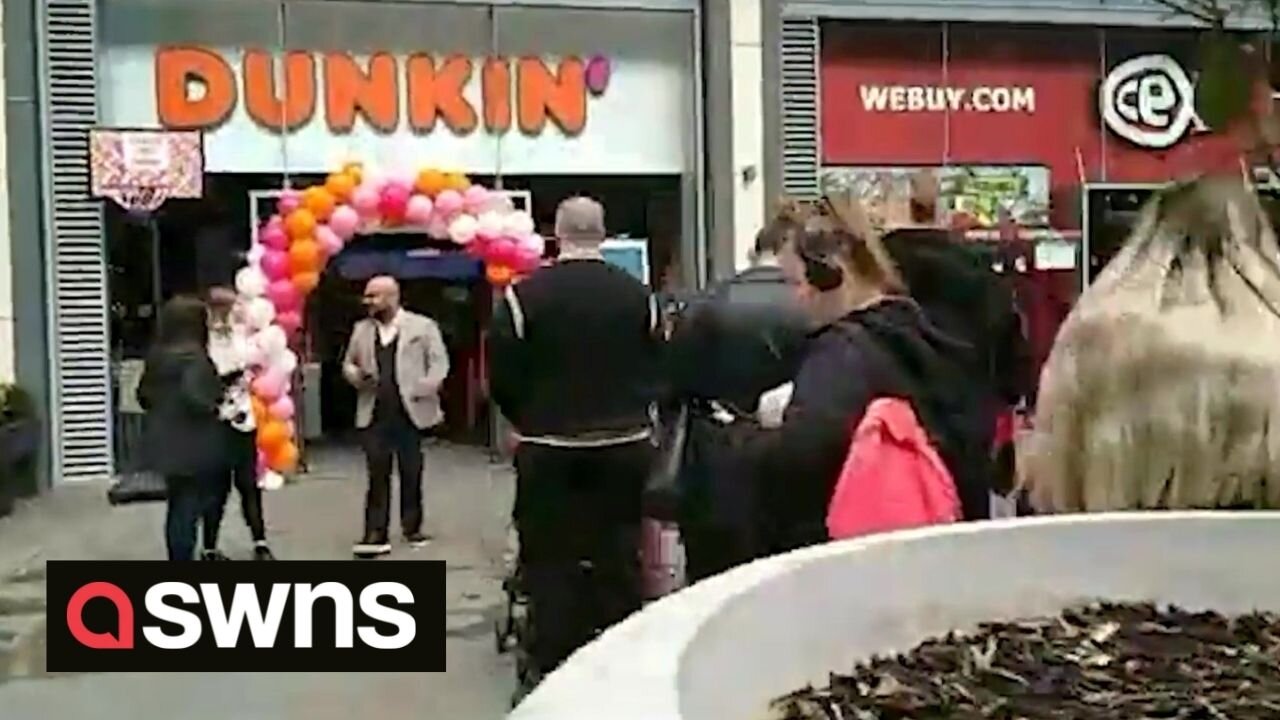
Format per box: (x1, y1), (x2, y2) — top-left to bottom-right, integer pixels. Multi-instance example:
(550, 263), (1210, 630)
(343, 275), (449, 557)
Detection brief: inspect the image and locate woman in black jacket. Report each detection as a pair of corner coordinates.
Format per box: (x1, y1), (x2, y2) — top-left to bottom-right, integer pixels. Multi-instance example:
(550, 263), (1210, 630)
(750, 198), (993, 554)
(139, 296), (226, 561)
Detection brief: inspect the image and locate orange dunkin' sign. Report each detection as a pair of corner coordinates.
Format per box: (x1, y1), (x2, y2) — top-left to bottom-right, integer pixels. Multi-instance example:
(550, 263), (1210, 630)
(154, 47), (612, 137)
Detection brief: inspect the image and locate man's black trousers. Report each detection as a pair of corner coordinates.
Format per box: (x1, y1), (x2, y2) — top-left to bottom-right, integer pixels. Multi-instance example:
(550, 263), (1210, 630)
(361, 405), (425, 542)
(514, 440), (652, 677)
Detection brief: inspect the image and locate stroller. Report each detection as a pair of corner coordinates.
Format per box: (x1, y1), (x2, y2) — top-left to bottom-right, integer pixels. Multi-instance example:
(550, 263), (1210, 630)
(494, 557), (539, 707)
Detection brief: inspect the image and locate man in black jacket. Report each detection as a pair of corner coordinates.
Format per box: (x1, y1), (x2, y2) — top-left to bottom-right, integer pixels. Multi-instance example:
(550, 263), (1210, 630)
(666, 214), (809, 580)
(490, 196), (661, 684)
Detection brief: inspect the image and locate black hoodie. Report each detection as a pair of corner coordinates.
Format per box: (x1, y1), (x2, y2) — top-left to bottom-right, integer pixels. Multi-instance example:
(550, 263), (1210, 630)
(751, 297), (993, 554)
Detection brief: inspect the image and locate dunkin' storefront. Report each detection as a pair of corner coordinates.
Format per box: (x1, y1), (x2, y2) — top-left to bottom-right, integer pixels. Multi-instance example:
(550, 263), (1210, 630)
(32, 0), (702, 482)
(776, 14), (1259, 377)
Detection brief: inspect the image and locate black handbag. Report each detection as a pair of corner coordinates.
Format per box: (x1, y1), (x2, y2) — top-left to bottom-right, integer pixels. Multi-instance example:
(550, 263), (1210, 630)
(107, 471), (168, 506)
(643, 404), (689, 522)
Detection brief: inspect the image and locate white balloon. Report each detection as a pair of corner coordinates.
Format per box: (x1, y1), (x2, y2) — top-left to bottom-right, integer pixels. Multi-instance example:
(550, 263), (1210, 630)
(477, 210), (504, 239)
(245, 337), (267, 368)
(244, 297), (276, 331)
(235, 267), (268, 299)
(278, 349), (299, 375)
(523, 233), (546, 257)
(246, 244), (266, 266)
(504, 210), (535, 238)
(258, 470), (285, 491)
(256, 326), (288, 359)
(448, 214), (479, 245)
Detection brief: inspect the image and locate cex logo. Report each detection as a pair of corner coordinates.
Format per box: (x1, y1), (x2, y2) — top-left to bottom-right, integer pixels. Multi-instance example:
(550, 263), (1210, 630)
(47, 561), (445, 672)
(1100, 54), (1208, 149)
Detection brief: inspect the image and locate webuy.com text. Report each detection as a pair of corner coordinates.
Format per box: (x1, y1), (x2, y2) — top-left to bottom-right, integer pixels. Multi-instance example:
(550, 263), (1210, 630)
(859, 85), (1036, 113)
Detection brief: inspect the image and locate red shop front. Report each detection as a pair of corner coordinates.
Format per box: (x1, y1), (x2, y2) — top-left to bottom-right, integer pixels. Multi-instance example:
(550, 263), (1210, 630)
(818, 20), (1253, 374)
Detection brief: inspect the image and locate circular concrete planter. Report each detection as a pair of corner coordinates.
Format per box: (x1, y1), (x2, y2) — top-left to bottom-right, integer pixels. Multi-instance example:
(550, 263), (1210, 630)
(509, 512), (1280, 720)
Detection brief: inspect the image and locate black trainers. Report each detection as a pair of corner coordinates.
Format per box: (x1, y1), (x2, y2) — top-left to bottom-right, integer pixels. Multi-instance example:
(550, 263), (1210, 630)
(201, 549), (231, 561)
(253, 544), (275, 561)
(353, 537), (392, 559)
(404, 532), (431, 548)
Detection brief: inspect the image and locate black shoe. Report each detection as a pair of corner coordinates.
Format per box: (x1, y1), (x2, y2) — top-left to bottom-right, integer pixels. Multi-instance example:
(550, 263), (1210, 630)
(253, 545), (275, 561)
(201, 549), (231, 561)
(404, 532), (431, 548)
(353, 537), (392, 559)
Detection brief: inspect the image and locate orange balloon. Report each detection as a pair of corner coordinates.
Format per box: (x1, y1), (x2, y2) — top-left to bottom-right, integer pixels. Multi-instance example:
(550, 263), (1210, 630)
(486, 264), (515, 286)
(415, 169), (446, 197)
(445, 172), (471, 191)
(250, 396), (268, 423)
(303, 186), (336, 220)
(292, 271), (320, 295)
(288, 240), (322, 275)
(258, 420), (289, 453)
(285, 209), (317, 240)
(268, 442), (299, 473)
(343, 163), (363, 184)
(324, 173), (356, 201)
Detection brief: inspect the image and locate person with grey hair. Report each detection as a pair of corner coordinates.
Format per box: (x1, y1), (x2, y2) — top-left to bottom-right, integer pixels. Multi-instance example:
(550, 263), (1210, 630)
(491, 196), (662, 690)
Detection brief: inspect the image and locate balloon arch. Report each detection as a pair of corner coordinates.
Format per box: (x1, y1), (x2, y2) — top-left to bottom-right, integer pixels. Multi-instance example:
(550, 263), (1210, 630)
(231, 163), (545, 488)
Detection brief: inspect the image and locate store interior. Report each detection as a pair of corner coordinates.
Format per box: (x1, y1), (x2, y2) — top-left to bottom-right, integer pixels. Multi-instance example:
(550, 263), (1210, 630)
(107, 173), (682, 467)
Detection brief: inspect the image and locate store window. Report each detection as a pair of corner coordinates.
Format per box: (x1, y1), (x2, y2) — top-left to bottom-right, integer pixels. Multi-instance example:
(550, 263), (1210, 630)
(98, 0), (698, 465)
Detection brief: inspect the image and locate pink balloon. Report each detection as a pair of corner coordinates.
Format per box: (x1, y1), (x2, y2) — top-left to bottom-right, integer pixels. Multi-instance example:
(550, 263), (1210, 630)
(252, 369), (287, 402)
(379, 184), (410, 219)
(464, 235), (489, 259)
(277, 190), (301, 215)
(426, 217), (450, 240)
(489, 237), (518, 266)
(261, 249), (290, 281)
(315, 225), (344, 258)
(351, 185), (380, 217)
(387, 178), (413, 197)
(463, 185), (490, 213)
(434, 189), (463, 217)
(515, 246), (541, 272)
(256, 450), (268, 477)
(329, 205), (359, 240)
(276, 310), (303, 336)
(267, 280), (300, 313)
(261, 224), (289, 251)
(405, 195), (434, 226)
(269, 396), (296, 421)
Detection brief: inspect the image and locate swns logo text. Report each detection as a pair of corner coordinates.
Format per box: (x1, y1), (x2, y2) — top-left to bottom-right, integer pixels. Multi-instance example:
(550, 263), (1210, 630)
(48, 561), (445, 672)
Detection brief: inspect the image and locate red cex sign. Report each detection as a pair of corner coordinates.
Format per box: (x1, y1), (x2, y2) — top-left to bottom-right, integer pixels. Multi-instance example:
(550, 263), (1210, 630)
(819, 23), (1247, 227)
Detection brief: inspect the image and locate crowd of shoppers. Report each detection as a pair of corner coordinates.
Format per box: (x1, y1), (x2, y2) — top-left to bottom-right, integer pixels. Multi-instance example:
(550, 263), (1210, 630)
(133, 174), (1280, 700)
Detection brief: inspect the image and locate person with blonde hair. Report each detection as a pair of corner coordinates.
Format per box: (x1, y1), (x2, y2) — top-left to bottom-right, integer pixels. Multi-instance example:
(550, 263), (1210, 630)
(746, 193), (993, 553)
(1024, 177), (1280, 512)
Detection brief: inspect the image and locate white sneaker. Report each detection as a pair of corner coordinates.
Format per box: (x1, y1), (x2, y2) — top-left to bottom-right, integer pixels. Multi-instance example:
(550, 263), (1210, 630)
(353, 540), (392, 558)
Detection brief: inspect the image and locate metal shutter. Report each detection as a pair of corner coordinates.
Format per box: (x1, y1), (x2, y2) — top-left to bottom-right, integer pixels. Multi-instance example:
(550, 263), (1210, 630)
(40, 0), (112, 481)
(780, 17), (820, 199)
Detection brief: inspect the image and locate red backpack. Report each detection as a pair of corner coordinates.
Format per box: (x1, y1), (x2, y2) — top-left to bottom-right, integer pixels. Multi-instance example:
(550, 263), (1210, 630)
(826, 397), (961, 540)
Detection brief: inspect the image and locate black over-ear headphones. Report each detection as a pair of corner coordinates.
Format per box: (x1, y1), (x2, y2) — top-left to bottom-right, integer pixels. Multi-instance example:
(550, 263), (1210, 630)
(797, 196), (846, 292)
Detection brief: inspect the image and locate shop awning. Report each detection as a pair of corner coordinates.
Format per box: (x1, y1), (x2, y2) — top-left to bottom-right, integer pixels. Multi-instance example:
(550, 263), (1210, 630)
(330, 249), (482, 282)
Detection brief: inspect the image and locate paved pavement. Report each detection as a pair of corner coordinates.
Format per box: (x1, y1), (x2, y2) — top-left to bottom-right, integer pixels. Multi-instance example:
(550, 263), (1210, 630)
(0, 442), (517, 720)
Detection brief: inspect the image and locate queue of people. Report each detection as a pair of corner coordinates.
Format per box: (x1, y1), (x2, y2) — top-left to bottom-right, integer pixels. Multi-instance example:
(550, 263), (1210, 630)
(132, 175), (1280, 699)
